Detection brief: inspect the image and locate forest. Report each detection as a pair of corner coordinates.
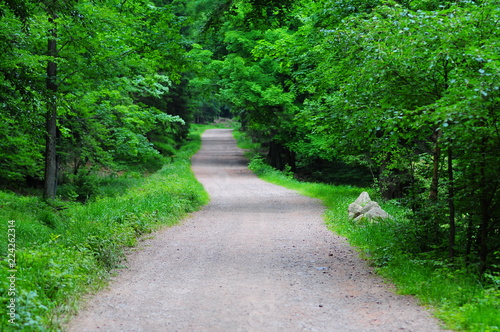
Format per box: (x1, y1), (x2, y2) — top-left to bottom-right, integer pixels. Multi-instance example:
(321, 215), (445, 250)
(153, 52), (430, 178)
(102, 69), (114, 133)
(0, 0), (499, 330)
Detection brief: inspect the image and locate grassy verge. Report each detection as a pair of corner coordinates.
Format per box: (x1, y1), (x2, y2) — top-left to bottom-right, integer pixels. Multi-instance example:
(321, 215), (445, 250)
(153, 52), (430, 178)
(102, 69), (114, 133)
(235, 130), (500, 332)
(190, 118), (238, 133)
(0, 126), (211, 331)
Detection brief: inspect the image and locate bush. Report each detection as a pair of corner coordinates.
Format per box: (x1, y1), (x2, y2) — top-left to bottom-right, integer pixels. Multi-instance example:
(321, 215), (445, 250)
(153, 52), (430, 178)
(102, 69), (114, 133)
(0, 128), (210, 331)
(243, 143), (500, 331)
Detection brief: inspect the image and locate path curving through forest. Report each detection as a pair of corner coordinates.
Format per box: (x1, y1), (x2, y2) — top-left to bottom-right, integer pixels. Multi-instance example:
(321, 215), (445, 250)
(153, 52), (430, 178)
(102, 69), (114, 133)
(67, 129), (446, 331)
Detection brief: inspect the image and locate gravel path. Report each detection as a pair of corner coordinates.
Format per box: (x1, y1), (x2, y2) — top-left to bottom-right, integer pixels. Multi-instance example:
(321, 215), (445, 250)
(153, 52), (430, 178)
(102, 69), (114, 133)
(67, 129), (447, 331)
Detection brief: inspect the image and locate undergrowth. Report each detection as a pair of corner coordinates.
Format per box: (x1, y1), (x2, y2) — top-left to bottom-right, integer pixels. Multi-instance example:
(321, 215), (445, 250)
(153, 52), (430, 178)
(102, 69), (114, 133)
(236, 130), (500, 332)
(0, 126), (210, 331)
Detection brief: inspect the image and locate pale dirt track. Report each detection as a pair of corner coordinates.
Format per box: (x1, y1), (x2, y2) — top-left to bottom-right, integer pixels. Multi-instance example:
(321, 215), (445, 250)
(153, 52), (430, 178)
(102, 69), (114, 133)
(67, 129), (446, 332)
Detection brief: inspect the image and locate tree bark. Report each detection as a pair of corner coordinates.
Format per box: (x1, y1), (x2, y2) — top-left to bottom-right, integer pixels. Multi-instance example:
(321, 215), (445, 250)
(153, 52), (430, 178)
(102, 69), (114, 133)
(478, 146), (490, 274)
(268, 140), (282, 170)
(43, 8), (58, 199)
(447, 148), (456, 259)
(267, 140), (295, 172)
(429, 129), (441, 201)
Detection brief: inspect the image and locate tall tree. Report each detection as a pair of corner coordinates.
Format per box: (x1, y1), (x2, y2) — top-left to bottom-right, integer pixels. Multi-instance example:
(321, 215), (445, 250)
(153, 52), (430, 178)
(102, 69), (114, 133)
(1, 0), (194, 195)
(44, 0), (59, 199)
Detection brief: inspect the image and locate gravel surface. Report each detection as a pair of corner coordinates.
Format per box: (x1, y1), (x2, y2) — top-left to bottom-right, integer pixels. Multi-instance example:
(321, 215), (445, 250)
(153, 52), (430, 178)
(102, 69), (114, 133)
(66, 129), (447, 332)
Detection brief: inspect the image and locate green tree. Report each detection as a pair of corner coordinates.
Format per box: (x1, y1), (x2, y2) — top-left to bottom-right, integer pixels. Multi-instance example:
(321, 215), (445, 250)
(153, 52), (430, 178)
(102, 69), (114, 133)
(284, 0), (500, 270)
(0, 1), (46, 186)
(0, 0), (193, 197)
(202, 0), (500, 271)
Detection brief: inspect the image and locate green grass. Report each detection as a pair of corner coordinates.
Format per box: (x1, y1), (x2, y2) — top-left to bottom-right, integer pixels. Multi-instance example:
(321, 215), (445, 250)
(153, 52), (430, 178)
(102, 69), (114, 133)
(0, 126), (211, 331)
(231, 129), (260, 152)
(236, 131), (500, 332)
(190, 119), (238, 133)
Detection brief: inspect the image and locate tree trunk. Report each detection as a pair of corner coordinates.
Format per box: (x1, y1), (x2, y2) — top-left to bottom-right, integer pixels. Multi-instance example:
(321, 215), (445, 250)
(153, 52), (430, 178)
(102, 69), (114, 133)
(267, 140), (295, 172)
(268, 140), (282, 170)
(43, 8), (58, 199)
(478, 147), (490, 274)
(465, 217), (473, 266)
(447, 148), (456, 259)
(479, 196), (489, 274)
(429, 129), (441, 201)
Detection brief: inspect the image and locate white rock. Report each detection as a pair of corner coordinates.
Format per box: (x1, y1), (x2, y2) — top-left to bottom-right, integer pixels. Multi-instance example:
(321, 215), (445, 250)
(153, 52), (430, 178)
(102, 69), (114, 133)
(364, 206), (390, 221)
(354, 191), (371, 206)
(360, 201), (380, 214)
(348, 203), (363, 219)
(349, 192), (391, 222)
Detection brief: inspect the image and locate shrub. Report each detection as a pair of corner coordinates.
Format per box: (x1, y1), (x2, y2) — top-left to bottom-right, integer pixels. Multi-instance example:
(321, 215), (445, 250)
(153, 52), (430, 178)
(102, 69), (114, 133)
(0, 127), (210, 331)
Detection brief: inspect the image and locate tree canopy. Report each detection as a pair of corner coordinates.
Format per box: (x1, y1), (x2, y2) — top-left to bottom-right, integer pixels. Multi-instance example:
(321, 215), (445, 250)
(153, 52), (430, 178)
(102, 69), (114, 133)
(1, 0), (499, 272)
(194, 0), (500, 273)
(0, 0), (194, 195)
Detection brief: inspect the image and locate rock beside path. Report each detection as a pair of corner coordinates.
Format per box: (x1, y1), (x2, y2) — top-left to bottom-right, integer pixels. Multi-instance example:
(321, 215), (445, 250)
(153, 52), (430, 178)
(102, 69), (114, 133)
(348, 191), (391, 222)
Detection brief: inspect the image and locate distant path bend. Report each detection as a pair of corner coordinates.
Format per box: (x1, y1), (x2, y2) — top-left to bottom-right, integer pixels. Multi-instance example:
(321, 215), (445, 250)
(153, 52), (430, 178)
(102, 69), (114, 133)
(67, 129), (446, 331)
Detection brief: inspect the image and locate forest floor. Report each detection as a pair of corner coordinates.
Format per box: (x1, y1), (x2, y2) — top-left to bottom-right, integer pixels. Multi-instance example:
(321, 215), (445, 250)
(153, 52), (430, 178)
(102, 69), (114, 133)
(66, 129), (448, 331)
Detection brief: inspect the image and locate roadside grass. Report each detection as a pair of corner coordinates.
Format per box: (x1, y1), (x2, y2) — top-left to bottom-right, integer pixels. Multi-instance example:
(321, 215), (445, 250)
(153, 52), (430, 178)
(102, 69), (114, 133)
(232, 128), (260, 152)
(0, 126), (211, 331)
(235, 130), (500, 332)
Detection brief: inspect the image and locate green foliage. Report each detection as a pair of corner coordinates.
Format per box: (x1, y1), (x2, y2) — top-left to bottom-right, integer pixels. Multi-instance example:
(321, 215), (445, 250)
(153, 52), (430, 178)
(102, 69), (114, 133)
(0, 0), (202, 194)
(247, 155), (269, 176)
(0, 3), (46, 186)
(206, 0), (500, 274)
(0, 128), (208, 330)
(232, 127), (260, 152)
(247, 150), (500, 331)
(2, 0), (500, 328)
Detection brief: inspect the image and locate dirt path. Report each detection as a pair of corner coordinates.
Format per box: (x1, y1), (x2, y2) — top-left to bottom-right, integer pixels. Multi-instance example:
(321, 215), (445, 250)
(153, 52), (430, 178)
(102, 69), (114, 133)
(67, 129), (446, 331)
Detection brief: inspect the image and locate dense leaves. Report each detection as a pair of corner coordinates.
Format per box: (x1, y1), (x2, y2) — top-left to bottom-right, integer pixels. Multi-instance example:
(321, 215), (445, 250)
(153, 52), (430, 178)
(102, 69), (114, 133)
(199, 0), (500, 273)
(0, 0), (195, 194)
(1, 0), (499, 290)
(1, 0), (499, 329)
